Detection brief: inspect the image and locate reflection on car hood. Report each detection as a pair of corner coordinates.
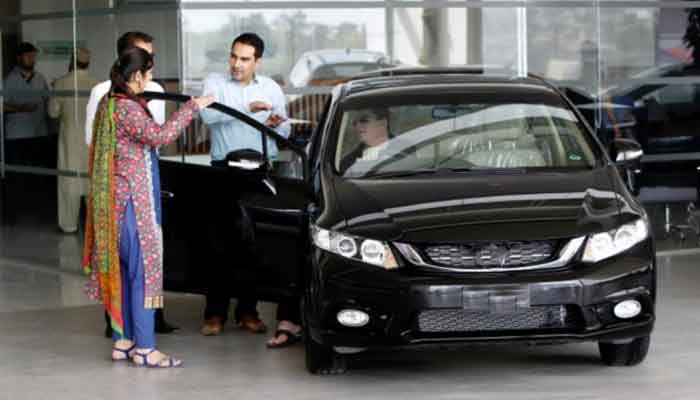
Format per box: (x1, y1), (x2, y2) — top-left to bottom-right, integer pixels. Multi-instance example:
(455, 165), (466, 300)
(331, 167), (632, 243)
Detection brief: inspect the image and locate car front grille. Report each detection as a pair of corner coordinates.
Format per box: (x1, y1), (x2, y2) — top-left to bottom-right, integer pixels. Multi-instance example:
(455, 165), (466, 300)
(421, 240), (557, 270)
(416, 305), (582, 333)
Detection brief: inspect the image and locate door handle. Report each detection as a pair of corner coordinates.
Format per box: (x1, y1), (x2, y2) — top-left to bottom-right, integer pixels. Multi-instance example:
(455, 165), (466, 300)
(161, 190), (175, 199)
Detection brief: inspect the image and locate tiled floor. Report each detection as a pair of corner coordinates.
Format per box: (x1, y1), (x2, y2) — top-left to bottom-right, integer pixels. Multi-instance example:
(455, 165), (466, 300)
(0, 252), (699, 400)
(1, 173), (700, 399)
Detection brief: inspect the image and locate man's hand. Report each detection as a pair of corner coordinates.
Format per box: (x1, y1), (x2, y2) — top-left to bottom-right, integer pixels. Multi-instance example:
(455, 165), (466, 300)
(21, 104), (38, 112)
(6, 103), (37, 113)
(249, 101), (272, 113)
(265, 113), (286, 128)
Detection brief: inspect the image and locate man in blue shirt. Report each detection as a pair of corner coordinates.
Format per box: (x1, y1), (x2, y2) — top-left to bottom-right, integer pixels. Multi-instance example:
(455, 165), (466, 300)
(200, 34), (290, 162)
(3, 42), (50, 167)
(199, 33), (290, 337)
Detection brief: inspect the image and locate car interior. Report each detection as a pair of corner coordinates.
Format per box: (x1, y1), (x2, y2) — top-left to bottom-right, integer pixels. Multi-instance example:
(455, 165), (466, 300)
(337, 103), (595, 176)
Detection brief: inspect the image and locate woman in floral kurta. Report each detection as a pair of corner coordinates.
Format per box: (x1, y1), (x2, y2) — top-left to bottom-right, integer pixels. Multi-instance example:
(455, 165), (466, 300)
(83, 47), (213, 367)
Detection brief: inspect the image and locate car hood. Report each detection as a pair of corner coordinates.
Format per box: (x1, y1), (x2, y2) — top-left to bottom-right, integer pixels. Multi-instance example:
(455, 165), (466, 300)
(330, 167), (634, 243)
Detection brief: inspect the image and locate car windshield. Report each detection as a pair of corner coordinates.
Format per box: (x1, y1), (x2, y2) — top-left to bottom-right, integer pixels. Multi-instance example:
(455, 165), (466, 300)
(334, 98), (598, 178)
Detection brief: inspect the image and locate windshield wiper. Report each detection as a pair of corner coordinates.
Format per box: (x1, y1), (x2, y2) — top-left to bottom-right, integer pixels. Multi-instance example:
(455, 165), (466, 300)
(362, 169), (441, 179)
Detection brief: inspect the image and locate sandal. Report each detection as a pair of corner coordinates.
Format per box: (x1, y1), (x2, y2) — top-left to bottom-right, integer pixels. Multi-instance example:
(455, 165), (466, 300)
(238, 315), (267, 334)
(266, 329), (303, 349)
(132, 349), (183, 368)
(111, 343), (135, 361)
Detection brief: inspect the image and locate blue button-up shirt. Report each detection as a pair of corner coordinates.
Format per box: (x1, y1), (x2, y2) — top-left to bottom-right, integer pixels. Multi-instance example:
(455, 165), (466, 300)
(200, 73), (290, 161)
(3, 67), (49, 140)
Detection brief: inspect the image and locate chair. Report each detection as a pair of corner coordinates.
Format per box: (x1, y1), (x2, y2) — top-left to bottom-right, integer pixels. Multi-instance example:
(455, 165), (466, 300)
(459, 132), (547, 169)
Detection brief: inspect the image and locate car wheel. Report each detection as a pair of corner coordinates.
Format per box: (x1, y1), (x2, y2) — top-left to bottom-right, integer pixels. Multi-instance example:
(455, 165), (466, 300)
(302, 298), (346, 375)
(598, 335), (650, 366)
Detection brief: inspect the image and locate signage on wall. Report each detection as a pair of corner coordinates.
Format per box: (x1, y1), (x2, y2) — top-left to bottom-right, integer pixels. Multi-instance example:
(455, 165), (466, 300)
(36, 40), (88, 61)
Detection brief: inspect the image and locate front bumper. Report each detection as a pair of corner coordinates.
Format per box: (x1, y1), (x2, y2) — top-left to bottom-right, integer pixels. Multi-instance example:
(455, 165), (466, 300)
(306, 243), (656, 348)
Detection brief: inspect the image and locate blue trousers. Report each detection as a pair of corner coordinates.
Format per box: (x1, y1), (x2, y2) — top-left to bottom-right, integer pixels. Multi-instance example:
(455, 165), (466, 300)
(112, 199), (156, 348)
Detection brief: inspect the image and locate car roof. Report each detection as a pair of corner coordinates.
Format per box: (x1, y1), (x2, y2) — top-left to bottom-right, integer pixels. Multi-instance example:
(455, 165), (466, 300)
(340, 67), (558, 98)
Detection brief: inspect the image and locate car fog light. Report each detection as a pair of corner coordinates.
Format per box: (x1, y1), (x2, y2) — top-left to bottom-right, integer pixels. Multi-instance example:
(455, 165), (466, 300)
(337, 309), (370, 327)
(613, 299), (642, 319)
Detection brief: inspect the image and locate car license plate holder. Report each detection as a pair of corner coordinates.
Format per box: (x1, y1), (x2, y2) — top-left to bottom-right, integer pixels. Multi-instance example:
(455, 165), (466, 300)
(462, 286), (531, 314)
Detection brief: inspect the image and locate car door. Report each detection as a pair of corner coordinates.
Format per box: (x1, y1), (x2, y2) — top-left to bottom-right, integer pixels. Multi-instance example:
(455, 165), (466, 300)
(239, 98), (332, 301)
(145, 92), (312, 302)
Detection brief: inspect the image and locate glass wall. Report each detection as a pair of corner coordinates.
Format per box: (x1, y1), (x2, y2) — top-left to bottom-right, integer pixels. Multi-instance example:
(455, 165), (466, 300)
(2, 0), (700, 244)
(0, 0), (182, 233)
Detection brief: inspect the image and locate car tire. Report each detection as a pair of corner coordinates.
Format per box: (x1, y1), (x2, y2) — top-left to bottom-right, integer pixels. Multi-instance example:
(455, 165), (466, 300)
(302, 298), (346, 375)
(598, 335), (650, 366)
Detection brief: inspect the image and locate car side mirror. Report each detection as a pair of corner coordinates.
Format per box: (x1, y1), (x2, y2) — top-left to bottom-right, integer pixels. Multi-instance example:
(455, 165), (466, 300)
(612, 138), (643, 164)
(224, 148), (267, 171)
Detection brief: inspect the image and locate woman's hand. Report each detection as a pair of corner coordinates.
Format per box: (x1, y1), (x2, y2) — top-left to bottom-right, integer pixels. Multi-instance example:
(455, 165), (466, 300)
(192, 95), (215, 109)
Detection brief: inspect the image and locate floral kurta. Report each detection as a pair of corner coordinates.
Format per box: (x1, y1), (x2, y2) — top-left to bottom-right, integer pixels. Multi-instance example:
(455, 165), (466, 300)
(86, 97), (199, 308)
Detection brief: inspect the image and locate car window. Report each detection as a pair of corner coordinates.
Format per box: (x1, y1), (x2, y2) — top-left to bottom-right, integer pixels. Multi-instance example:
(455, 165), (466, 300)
(151, 94), (304, 179)
(157, 99), (213, 166)
(335, 101), (596, 178)
(271, 142), (305, 180)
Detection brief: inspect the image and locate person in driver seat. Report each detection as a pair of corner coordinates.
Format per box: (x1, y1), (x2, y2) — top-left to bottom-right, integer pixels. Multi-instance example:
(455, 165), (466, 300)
(340, 107), (395, 172)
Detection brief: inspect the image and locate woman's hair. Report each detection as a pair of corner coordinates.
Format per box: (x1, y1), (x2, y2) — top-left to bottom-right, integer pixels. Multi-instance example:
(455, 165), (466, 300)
(109, 47), (153, 103)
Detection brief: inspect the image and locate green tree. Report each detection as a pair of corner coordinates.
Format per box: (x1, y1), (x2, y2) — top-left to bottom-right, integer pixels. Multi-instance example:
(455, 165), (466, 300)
(276, 12), (312, 67)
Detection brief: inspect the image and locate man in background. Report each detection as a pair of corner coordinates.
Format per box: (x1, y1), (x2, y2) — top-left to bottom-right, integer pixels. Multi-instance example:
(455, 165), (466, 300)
(3, 42), (50, 167)
(85, 31), (165, 145)
(49, 47), (98, 234)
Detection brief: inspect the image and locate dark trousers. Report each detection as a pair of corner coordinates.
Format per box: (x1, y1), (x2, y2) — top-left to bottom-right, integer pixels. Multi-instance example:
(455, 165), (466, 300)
(204, 293), (258, 323)
(4, 136), (55, 168)
(205, 294), (300, 325)
(276, 297), (301, 325)
(205, 159), (261, 323)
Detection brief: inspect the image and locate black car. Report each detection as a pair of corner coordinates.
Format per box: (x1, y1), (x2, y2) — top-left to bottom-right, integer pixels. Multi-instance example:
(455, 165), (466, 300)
(150, 68), (655, 375)
(565, 62), (700, 188)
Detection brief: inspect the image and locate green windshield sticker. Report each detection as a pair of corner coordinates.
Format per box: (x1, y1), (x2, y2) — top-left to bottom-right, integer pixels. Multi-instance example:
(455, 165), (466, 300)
(569, 154), (582, 161)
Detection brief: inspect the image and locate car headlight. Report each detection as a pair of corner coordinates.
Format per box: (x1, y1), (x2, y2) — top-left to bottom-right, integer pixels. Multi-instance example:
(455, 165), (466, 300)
(582, 219), (648, 263)
(310, 225), (399, 269)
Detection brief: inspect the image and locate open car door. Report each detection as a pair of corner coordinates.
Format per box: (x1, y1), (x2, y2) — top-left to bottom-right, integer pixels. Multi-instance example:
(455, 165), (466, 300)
(144, 92), (311, 303)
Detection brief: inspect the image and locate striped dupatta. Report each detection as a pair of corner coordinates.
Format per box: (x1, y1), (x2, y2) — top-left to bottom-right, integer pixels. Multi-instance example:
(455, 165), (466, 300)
(82, 95), (124, 336)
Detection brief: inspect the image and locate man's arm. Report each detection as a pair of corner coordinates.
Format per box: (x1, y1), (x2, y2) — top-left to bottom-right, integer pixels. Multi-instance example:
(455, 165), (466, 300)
(48, 78), (63, 119)
(2, 75), (32, 113)
(3, 103), (36, 113)
(85, 83), (105, 145)
(269, 82), (291, 138)
(147, 81), (166, 125)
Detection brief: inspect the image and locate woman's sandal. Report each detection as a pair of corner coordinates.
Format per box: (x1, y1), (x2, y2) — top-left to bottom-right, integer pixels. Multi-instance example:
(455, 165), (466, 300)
(132, 349), (183, 368)
(111, 343), (136, 361)
(266, 329), (303, 349)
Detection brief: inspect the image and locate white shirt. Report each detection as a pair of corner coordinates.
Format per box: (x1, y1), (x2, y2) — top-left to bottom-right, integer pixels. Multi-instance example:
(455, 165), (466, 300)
(84, 80), (165, 145)
(360, 141), (390, 161)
